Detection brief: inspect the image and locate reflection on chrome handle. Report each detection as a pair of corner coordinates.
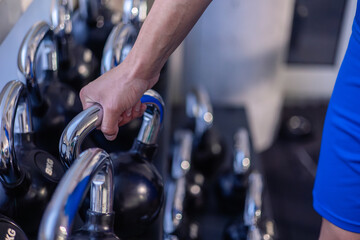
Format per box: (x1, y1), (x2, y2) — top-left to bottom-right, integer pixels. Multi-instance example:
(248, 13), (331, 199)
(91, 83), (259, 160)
(38, 148), (113, 240)
(171, 130), (193, 179)
(244, 172), (263, 226)
(51, 0), (74, 36)
(59, 104), (103, 168)
(0, 80), (26, 185)
(137, 89), (165, 145)
(17, 21), (57, 109)
(101, 23), (138, 74)
(233, 128), (251, 175)
(123, 0), (148, 28)
(163, 177), (186, 235)
(186, 86), (213, 139)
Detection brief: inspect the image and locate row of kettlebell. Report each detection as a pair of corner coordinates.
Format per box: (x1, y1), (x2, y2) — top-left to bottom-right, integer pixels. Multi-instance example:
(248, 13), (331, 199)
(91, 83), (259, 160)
(0, 79), (165, 239)
(16, 0), (151, 159)
(161, 87), (275, 240)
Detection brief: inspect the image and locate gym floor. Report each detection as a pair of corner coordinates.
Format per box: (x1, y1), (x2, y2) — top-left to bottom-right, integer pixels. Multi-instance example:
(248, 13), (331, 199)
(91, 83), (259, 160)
(260, 100), (328, 240)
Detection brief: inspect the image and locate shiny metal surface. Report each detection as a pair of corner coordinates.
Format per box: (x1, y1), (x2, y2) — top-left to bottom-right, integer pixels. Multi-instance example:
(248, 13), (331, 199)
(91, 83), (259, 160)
(247, 226), (263, 240)
(0, 80), (25, 185)
(138, 89), (165, 145)
(122, 0), (148, 28)
(51, 0), (73, 36)
(171, 130), (193, 179)
(101, 22), (138, 74)
(244, 172), (263, 226)
(233, 128), (251, 175)
(60, 89), (164, 167)
(38, 148), (114, 240)
(14, 101), (33, 134)
(163, 177), (186, 234)
(17, 21), (57, 108)
(186, 86), (213, 139)
(59, 104), (103, 168)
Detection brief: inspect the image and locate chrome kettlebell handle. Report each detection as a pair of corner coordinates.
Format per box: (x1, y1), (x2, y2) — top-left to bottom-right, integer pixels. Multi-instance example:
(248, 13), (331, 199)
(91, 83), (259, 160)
(0, 80), (29, 185)
(59, 89), (165, 168)
(122, 0), (149, 28)
(101, 22), (138, 74)
(38, 148), (114, 240)
(244, 172), (263, 226)
(18, 21), (57, 108)
(51, 0), (74, 36)
(186, 86), (214, 139)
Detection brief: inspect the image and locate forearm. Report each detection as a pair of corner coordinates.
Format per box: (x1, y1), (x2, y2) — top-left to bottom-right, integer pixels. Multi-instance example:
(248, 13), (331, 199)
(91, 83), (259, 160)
(126, 0), (212, 81)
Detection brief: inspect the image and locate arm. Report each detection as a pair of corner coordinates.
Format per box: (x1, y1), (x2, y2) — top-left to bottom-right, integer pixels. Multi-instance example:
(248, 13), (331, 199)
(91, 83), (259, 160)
(80, 0), (212, 140)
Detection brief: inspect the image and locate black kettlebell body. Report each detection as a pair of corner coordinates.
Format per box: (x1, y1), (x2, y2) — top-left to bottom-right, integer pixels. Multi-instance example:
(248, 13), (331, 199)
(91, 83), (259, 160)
(32, 76), (82, 157)
(72, 6), (115, 60)
(0, 80), (65, 239)
(111, 140), (163, 238)
(0, 214), (28, 240)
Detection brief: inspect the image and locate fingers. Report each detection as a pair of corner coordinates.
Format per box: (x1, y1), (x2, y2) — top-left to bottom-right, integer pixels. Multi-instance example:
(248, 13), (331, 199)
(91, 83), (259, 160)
(118, 103), (147, 127)
(101, 107), (120, 141)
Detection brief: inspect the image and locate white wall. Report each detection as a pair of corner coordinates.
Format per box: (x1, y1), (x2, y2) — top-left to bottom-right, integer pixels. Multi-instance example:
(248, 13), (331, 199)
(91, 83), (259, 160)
(0, 0), (52, 88)
(169, 0), (295, 152)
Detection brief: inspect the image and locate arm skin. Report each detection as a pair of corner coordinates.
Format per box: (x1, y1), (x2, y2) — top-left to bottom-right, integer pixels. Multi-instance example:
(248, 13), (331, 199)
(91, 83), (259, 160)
(319, 218), (360, 240)
(80, 0), (212, 140)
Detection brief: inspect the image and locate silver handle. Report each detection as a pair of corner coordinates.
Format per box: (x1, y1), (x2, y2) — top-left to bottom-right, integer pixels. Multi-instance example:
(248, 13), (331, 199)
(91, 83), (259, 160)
(163, 177), (186, 234)
(244, 172), (263, 226)
(122, 0), (149, 28)
(101, 22), (138, 74)
(186, 86), (213, 139)
(60, 104), (103, 168)
(59, 89), (165, 168)
(38, 148), (114, 240)
(171, 130), (193, 179)
(51, 0), (74, 36)
(233, 128), (251, 175)
(0, 80), (27, 185)
(17, 21), (57, 108)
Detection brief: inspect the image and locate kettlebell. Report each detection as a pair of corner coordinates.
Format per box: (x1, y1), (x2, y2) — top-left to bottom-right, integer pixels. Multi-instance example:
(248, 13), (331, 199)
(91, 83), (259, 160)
(72, 0), (120, 60)
(0, 214), (28, 240)
(164, 136), (202, 240)
(170, 129), (205, 213)
(59, 89), (165, 238)
(186, 87), (226, 176)
(18, 21), (83, 157)
(223, 172), (264, 240)
(38, 148), (119, 240)
(0, 80), (65, 238)
(50, 0), (100, 92)
(217, 128), (251, 214)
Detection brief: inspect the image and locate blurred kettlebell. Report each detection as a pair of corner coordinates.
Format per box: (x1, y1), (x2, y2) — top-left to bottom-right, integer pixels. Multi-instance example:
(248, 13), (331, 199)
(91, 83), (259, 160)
(51, 0), (100, 92)
(0, 80), (65, 238)
(18, 21), (82, 157)
(217, 128), (251, 214)
(186, 86), (226, 176)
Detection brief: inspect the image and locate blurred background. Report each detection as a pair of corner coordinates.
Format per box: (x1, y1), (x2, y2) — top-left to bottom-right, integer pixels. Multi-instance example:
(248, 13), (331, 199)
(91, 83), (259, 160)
(0, 0), (356, 239)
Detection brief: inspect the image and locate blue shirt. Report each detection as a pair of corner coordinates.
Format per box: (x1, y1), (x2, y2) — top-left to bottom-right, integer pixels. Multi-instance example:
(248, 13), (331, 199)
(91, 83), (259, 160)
(313, 1), (360, 233)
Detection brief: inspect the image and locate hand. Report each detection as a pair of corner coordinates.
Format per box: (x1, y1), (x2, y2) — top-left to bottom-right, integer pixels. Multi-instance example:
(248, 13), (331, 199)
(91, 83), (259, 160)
(79, 58), (159, 141)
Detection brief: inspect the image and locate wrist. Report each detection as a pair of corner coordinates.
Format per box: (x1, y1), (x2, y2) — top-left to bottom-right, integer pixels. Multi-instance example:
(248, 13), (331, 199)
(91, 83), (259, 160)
(123, 48), (161, 89)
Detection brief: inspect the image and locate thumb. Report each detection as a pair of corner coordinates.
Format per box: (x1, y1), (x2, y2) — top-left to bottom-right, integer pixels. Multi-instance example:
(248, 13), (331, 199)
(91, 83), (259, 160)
(101, 108), (121, 141)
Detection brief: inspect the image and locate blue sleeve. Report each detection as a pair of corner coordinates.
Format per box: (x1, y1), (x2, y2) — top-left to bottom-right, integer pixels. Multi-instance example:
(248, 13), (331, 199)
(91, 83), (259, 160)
(313, 2), (360, 233)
